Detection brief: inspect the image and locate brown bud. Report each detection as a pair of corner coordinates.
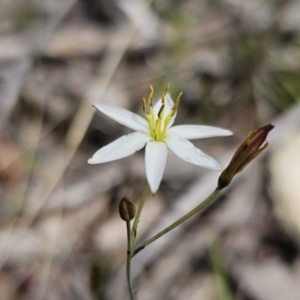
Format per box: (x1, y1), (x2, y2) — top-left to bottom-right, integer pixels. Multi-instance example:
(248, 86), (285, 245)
(119, 197), (136, 222)
(218, 124), (274, 189)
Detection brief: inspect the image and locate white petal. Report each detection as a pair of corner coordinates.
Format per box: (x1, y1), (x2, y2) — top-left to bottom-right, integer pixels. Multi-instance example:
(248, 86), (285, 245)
(168, 125), (233, 140)
(88, 132), (151, 164)
(165, 135), (222, 170)
(145, 141), (168, 194)
(94, 102), (149, 133)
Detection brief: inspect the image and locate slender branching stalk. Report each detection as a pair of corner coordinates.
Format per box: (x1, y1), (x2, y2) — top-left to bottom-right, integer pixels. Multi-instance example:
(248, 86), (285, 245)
(130, 184), (150, 244)
(126, 220), (136, 300)
(133, 188), (220, 256)
(125, 183), (150, 299)
(125, 185), (220, 298)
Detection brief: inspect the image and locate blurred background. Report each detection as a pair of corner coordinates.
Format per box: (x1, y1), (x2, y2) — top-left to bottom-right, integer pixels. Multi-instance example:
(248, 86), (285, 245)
(0, 0), (300, 299)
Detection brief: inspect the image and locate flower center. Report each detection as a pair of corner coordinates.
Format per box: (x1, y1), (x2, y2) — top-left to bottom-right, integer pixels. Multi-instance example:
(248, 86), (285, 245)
(142, 84), (182, 141)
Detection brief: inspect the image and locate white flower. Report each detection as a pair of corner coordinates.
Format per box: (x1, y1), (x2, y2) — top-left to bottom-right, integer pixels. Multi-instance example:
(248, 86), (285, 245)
(88, 85), (232, 193)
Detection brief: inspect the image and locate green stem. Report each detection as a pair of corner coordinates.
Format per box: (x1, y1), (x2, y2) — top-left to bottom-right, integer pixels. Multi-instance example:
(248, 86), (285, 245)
(126, 221), (136, 300)
(133, 187), (220, 256)
(124, 183), (149, 299)
(130, 183), (150, 243)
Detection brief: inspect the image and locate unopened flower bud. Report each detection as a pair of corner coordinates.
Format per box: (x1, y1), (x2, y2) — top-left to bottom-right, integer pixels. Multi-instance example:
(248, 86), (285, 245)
(119, 197), (136, 222)
(218, 124), (274, 189)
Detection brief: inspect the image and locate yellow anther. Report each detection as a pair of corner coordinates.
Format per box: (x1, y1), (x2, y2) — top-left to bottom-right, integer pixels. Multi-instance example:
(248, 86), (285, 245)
(175, 91), (183, 102)
(148, 86), (154, 106)
(171, 92), (182, 116)
(161, 83), (171, 103)
(158, 104), (165, 119)
(142, 97), (147, 114)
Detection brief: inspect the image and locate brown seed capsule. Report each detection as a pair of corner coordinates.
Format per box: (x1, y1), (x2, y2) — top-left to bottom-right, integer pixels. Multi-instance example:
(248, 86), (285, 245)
(119, 197), (136, 222)
(218, 124), (274, 189)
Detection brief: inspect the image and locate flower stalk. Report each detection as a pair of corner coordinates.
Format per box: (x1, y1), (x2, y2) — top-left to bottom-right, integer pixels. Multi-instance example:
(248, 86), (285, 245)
(133, 187), (220, 256)
(120, 183), (150, 300)
(119, 197), (137, 299)
(131, 183), (150, 244)
(126, 220), (136, 300)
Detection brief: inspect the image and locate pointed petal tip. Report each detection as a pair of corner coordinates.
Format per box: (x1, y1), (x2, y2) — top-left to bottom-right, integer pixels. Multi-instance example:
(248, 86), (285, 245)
(214, 164), (223, 171)
(147, 180), (159, 194)
(87, 158), (96, 164)
(200, 159), (223, 171)
(207, 159), (223, 171)
(225, 129), (234, 136)
(148, 183), (158, 194)
(210, 128), (233, 137)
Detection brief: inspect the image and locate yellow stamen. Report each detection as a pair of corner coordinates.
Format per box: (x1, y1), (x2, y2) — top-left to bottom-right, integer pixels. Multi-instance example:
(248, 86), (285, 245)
(155, 119), (161, 139)
(162, 92), (183, 136)
(142, 85), (183, 141)
(161, 83), (171, 104)
(142, 97), (147, 114)
(158, 104), (165, 119)
(171, 92), (182, 117)
(150, 107), (155, 129)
